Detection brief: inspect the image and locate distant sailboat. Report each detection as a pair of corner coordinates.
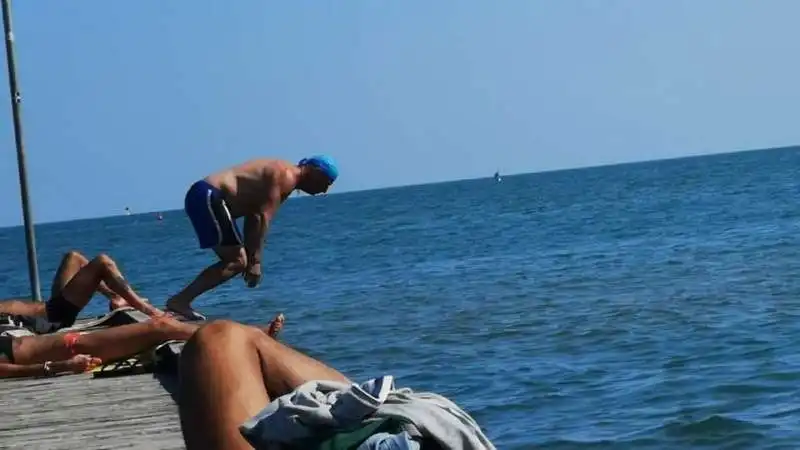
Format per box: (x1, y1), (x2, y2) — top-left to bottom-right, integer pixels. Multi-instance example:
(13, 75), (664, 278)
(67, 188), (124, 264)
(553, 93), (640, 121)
(494, 170), (502, 183)
(124, 207), (132, 216)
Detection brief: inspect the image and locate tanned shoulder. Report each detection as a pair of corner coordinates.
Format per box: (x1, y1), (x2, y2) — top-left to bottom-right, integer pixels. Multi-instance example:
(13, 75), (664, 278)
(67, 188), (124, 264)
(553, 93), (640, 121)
(276, 164), (299, 195)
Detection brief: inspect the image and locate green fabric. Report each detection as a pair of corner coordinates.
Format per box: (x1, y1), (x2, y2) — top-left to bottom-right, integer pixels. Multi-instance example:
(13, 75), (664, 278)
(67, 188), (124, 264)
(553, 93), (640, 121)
(316, 419), (404, 450)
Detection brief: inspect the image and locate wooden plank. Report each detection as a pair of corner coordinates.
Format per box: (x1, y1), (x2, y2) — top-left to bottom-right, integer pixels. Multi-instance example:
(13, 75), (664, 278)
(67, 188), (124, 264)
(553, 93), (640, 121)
(0, 372), (185, 450)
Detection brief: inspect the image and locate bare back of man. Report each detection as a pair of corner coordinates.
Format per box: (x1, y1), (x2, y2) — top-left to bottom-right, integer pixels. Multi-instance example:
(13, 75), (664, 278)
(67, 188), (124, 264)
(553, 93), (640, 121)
(167, 156), (338, 320)
(206, 159), (297, 218)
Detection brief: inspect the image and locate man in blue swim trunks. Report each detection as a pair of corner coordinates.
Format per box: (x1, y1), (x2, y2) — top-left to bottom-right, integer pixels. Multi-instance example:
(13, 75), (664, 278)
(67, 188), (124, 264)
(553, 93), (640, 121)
(166, 156), (339, 320)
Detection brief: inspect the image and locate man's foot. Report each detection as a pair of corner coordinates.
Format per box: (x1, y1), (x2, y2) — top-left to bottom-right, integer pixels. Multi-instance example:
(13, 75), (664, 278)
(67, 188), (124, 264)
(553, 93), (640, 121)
(165, 298), (207, 321)
(261, 313), (285, 338)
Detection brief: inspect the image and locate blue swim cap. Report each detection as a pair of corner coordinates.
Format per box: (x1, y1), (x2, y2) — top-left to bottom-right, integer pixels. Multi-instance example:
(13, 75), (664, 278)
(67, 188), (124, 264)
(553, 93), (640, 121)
(299, 155), (339, 182)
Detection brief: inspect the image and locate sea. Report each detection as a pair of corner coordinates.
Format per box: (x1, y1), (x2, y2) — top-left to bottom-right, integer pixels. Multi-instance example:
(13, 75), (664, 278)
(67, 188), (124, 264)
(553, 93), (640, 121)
(2, 147), (800, 449)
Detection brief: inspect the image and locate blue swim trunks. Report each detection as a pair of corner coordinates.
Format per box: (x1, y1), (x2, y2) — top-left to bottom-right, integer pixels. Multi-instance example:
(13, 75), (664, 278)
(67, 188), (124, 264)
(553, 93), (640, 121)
(184, 180), (243, 249)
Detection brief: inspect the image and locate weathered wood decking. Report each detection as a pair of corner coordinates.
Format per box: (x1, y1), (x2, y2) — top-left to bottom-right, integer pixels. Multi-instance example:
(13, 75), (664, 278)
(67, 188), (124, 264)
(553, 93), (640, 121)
(0, 372), (184, 449)
(0, 312), (188, 450)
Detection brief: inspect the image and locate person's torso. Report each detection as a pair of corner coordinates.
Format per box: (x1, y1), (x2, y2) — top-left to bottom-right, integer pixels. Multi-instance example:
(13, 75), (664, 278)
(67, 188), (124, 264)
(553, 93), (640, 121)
(205, 159), (295, 217)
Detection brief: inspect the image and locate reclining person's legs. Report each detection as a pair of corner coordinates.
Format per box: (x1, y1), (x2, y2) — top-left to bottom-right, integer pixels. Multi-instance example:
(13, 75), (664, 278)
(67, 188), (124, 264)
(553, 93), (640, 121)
(50, 250), (90, 300)
(0, 251), (130, 322)
(178, 320), (349, 450)
(51, 250), (131, 310)
(12, 316), (198, 365)
(53, 253), (161, 322)
(0, 250), (91, 319)
(9, 315), (285, 370)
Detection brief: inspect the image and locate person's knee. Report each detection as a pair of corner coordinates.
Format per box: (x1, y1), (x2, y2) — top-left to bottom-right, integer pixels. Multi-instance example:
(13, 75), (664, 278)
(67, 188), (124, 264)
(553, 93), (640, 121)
(180, 321), (256, 376)
(177, 320), (269, 450)
(196, 320), (252, 344)
(219, 249), (247, 273)
(228, 258), (247, 273)
(183, 320), (253, 356)
(63, 250), (86, 264)
(91, 253), (117, 271)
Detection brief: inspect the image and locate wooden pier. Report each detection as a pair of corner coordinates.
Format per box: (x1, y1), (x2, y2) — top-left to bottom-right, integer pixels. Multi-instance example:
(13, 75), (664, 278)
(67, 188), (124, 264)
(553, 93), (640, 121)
(0, 372), (184, 450)
(0, 311), (188, 450)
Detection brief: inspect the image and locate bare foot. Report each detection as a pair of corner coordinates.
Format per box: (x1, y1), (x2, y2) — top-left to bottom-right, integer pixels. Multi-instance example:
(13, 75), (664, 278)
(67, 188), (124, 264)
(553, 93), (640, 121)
(165, 298), (206, 321)
(260, 313), (285, 338)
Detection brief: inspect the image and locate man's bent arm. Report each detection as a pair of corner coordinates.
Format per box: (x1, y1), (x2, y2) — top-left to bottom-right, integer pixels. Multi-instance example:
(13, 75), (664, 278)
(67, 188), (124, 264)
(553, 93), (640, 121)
(243, 185), (282, 266)
(0, 299), (44, 317)
(243, 211), (269, 265)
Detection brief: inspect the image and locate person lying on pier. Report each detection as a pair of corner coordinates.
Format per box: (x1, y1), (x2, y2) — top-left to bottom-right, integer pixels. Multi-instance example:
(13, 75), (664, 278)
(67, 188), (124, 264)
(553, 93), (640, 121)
(0, 250), (164, 333)
(177, 321), (495, 450)
(0, 311), (285, 378)
(177, 326), (495, 450)
(178, 319), (351, 450)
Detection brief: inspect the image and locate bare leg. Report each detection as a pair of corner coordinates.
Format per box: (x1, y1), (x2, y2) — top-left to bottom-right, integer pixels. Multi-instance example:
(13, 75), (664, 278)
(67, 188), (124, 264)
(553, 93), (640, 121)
(50, 250), (88, 300)
(11, 313), (286, 367)
(51, 251), (120, 305)
(0, 250), (101, 318)
(51, 251), (112, 300)
(166, 246), (247, 317)
(178, 320), (349, 450)
(61, 254), (161, 316)
(12, 316), (197, 365)
(0, 251), (135, 319)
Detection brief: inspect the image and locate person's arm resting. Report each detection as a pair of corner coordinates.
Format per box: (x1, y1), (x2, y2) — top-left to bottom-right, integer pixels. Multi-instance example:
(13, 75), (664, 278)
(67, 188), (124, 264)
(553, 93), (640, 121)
(0, 361), (48, 378)
(0, 359), (87, 378)
(243, 186), (281, 266)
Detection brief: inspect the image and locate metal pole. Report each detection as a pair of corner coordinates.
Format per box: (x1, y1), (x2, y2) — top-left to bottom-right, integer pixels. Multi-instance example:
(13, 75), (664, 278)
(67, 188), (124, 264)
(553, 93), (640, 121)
(2, 0), (41, 301)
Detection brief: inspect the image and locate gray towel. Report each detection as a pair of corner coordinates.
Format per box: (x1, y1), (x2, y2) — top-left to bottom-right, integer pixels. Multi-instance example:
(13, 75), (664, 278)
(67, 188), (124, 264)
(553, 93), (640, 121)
(239, 375), (496, 450)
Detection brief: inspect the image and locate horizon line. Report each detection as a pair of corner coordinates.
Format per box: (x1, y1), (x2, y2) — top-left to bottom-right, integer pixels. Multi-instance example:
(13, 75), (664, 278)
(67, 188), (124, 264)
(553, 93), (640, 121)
(1, 143), (796, 230)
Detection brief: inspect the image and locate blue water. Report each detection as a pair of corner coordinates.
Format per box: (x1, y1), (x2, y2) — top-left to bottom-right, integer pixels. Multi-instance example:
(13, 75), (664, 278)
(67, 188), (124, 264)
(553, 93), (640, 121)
(2, 147), (800, 449)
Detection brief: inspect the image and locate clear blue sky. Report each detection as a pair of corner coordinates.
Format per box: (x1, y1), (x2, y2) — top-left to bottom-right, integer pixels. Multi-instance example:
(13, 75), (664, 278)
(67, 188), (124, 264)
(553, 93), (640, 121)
(1, 1), (799, 226)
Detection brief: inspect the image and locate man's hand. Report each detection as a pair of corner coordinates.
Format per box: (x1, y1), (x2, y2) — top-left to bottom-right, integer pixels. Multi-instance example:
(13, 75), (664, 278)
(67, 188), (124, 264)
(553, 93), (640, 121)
(243, 262), (262, 288)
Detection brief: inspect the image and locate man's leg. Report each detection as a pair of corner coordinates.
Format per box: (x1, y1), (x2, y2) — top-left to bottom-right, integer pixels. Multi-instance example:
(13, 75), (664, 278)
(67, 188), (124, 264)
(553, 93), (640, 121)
(168, 180), (248, 318)
(52, 254), (160, 325)
(51, 250), (125, 310)
(12, 314), (286, 367)
(50, 250), (89, 300)
(166, 245), (247, 318)
(12, 316), (196, 365)
(178, 320), (349, 450)
(0, 249), (96, 318)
